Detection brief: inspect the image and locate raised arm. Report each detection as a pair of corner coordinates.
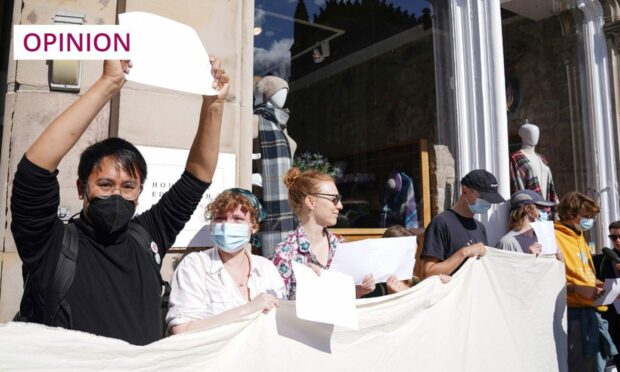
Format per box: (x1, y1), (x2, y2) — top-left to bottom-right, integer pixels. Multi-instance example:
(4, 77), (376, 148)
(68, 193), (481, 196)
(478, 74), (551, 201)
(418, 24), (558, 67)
(185, 57), (230, 183)
(26, 60), (130, 172)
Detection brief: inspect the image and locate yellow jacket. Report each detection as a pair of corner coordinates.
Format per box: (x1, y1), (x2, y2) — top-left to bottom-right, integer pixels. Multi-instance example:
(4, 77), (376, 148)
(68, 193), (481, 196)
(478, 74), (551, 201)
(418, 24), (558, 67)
(554, 221), (605, 310)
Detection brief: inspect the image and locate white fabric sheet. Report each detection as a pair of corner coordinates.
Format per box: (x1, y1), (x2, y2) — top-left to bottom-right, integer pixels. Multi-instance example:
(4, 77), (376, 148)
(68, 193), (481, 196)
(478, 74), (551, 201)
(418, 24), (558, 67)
(0, 248), (567, 372)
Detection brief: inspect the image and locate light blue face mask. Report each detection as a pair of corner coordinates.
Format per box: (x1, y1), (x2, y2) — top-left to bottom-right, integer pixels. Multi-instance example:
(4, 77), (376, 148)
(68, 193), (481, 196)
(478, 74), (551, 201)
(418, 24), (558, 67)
(536, 209), (549, 222)
(467, 198), (492, 215)
(210, 222), (250, 253)
(576, 217), (595, 232)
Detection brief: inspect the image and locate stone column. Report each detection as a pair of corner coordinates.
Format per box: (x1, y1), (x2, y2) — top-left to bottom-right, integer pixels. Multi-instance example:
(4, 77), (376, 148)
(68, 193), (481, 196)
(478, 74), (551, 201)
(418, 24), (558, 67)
(571, 0), (620, 246)
(602, 0), (620, 196)
(558, 10), (588, 193)
(429, 0), (510, 245)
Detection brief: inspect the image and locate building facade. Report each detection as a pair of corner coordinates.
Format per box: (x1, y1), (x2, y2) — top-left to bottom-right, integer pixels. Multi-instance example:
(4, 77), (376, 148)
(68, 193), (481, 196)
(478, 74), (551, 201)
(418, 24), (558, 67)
(0, 0), (619, 322)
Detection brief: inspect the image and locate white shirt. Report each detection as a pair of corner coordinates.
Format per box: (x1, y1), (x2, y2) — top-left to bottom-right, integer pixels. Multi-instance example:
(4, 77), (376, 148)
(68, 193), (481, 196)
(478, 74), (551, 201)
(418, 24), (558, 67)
(166, 248), (286, 328)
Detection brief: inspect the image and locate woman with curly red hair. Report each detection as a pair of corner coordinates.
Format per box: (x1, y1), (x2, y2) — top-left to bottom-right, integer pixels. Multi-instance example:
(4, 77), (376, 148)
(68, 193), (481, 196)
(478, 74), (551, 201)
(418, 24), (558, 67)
(167, 188), (285, 334)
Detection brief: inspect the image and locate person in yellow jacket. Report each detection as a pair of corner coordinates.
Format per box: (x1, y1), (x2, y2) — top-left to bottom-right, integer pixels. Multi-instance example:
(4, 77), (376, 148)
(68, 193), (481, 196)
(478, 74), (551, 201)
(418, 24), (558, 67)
(555, 191), (617, 372)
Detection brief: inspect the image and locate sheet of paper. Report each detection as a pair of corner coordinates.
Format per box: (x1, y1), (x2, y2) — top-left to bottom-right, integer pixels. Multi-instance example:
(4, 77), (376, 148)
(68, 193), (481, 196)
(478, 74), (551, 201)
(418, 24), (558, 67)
(594, 278), (620, 306)
(329, 236), (416, 284)
(118, 12), (218, 95)
(530, 221), (558, 255)
(292, 261), (358, 330)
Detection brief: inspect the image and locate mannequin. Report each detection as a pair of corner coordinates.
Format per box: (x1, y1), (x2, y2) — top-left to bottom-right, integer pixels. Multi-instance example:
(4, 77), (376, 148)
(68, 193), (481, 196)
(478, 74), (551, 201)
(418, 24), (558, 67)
(253, 78), (297, 158)
(509, 121), (557, 203)
(252, 76), (296, 257)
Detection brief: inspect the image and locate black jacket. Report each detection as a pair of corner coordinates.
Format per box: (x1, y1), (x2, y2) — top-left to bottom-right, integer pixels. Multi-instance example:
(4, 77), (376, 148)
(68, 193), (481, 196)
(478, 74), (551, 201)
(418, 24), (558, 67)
(11, 156), (210, 345)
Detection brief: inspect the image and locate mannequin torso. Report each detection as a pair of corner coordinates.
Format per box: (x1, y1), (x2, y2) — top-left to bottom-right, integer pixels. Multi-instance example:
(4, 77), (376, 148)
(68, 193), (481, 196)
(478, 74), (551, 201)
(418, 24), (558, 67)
(253, 86), (296, 159)
(519, 145), (550, 199)
(510, 122), (556, 202)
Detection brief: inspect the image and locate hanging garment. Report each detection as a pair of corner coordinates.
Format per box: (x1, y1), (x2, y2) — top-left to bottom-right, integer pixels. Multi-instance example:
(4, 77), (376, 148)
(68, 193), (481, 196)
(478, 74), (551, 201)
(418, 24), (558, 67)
(381, 171), (418, 229)
(509, 150), (558, 203)
(254, 104), (296, 258)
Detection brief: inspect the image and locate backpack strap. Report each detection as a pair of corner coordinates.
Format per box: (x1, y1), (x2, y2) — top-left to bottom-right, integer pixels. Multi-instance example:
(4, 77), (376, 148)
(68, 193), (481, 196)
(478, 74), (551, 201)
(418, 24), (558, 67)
(44, 223), (79, 327)
(127, 224), (170, 299)
(127, 223), (171, 335)
(127, 222), (161, 270)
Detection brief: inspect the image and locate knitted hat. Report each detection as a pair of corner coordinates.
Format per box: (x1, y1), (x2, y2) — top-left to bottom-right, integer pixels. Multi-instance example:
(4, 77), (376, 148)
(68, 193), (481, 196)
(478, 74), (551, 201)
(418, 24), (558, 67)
(256, 76), (289, 102)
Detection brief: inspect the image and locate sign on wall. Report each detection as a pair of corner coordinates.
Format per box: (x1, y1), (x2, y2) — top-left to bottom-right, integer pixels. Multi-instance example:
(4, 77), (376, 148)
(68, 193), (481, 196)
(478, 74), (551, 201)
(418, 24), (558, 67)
(136, 145), (236, 247)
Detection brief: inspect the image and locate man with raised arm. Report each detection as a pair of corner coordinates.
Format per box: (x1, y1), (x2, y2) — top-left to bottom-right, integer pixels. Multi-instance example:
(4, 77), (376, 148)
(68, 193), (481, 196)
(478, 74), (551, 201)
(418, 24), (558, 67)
(11, 59), (229, 345)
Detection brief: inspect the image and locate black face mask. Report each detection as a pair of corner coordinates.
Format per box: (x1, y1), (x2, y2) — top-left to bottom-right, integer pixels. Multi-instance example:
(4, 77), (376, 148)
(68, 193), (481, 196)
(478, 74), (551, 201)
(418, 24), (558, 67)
(86, 195), (136, 234)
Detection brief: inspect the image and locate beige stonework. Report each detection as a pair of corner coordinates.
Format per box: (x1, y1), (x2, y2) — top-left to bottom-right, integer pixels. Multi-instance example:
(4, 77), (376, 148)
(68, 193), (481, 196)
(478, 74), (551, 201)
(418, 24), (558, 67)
(118, 93), (241, 155)
(17, 0), (117, 89)
(430, 144), (456, 215)
(0, 252), (24, 322)
(0, 92), (16, 254)
(4, 91), (110, 254)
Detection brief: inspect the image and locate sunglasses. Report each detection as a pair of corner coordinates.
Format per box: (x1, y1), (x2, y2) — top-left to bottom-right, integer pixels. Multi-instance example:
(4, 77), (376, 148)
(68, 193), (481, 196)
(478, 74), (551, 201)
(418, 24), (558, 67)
(609, 234), (620, 241)
(311, 193), (342, 206)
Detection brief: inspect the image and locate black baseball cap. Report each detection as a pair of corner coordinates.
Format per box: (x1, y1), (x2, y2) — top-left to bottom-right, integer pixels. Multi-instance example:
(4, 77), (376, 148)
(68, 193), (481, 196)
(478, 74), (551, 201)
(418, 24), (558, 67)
(461, 169), (505, 203)
(510, 190), (555, 210)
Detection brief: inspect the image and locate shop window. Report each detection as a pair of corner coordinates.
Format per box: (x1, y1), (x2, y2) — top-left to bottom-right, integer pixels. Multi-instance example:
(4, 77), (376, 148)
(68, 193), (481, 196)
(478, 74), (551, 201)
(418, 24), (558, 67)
(253, 0), (439, 233)
(501, 9), (587, 197)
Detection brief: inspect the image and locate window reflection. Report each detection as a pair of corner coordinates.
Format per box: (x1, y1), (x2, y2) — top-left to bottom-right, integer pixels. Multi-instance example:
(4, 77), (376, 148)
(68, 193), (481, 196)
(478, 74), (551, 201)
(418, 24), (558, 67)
(254, 0), (437, 229)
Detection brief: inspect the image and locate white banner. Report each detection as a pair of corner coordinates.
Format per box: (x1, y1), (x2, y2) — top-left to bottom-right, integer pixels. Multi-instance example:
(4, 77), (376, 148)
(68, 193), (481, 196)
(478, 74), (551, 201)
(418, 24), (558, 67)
(0, 249), (568, 372)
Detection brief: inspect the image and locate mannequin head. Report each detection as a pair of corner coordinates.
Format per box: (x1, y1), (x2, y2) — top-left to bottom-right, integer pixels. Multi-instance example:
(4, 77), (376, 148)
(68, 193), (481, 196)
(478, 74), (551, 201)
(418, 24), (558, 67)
(518, 123), (540, 147)
(269, 89), (287, 109)
(256, 76), (289, 108)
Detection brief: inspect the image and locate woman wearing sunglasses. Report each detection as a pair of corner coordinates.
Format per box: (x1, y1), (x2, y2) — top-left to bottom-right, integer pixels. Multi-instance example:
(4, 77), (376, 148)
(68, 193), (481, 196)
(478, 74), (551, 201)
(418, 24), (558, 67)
(272, 167), (375, 299)
(166, 189), (285, 334)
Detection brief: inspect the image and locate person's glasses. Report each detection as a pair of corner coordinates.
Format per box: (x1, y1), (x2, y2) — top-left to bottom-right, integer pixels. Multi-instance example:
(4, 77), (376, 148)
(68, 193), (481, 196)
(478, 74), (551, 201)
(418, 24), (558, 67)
(311, 193), (342, 206)
(87, 182), (143, 201)
(609, 234), (620, 241)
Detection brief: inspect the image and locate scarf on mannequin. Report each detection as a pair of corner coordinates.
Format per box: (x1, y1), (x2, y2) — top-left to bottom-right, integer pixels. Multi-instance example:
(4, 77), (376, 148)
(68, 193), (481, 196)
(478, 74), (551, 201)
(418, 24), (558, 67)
(253, 104), (295, 258)
(254, 104), (289, 130)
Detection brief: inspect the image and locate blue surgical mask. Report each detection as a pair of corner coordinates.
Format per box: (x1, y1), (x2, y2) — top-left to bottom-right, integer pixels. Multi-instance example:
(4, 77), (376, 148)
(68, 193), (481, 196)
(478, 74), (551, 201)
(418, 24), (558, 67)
(467, 198), (491, 214)
(210, 223), (250, 253)
(536, 210), (549, 222)
(576, 217), (595, 232)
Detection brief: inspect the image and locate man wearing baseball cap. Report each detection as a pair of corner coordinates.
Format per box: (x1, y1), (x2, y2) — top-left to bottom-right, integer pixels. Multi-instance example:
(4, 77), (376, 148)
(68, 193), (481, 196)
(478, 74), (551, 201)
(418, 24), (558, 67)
(495, 190), (555, 253)
(421, 169), (505, 278)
